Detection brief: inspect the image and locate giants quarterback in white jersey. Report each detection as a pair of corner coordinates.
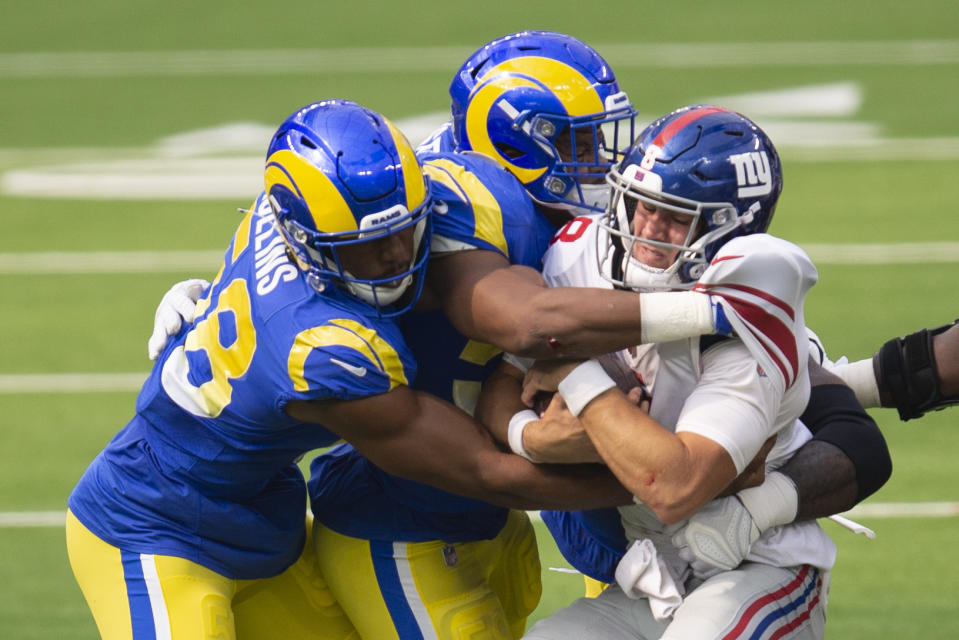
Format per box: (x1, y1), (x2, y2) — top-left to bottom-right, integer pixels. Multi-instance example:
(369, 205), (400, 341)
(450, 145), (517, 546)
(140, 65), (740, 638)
(521, 106), (835, 640)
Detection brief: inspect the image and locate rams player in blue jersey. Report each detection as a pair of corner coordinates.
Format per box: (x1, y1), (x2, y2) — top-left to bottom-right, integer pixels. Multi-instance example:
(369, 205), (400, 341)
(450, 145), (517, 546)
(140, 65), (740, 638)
(66, 99), (639, 640)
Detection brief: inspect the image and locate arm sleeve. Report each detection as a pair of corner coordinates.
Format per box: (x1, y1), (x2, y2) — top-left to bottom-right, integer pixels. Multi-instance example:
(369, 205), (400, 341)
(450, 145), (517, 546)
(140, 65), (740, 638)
(801, 383), (892, 502)
(676, 340), (782, 473)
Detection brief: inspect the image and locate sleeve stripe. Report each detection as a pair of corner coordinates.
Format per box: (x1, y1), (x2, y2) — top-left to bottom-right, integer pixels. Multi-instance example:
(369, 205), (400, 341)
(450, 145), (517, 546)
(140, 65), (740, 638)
(695, 281), (795, 321)
(699, 285), (800, 387)
(288, 319), (408, 392)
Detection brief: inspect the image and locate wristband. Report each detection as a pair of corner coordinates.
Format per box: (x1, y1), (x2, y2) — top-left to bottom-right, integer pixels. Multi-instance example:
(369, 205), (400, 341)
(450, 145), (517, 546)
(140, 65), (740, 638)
(830, 358), (881, 408)
(557, 360), (617, 417)
(736, 471), (799, 533)
(508, 410), (539, 461)
(639, 291), (717, 344)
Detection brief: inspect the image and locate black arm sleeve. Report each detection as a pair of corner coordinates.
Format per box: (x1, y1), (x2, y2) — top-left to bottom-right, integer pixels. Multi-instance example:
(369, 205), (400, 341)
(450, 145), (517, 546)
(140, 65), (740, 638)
(801, 383), (892, 503)
(877, 320), (959, 420)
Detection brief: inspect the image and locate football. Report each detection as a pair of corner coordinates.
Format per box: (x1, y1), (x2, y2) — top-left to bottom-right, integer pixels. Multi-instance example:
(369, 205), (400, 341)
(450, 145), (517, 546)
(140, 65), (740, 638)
(533, 352), (645, 415)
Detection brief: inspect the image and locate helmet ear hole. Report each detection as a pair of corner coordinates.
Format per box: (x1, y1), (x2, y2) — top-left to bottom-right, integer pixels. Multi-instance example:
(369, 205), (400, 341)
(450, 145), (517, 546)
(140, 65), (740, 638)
(494, 142), (525, 160)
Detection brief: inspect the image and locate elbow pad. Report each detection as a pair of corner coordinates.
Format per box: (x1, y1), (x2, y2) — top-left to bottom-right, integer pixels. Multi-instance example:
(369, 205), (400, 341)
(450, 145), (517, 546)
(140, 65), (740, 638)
(877, 320), (959, 421)
(801, 384), (892, 503)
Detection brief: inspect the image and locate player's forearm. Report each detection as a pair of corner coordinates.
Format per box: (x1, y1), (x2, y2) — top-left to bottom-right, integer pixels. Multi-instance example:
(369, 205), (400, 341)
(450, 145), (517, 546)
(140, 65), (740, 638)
(576, 390), (727, 523)
(321, 390), (628, 511)
(502, 286), (643, 358)
(473, 452), (632, 510)
(510, 289), (724, 360)
(871, 319), (959, 420)
(474, 363), (526, 448)
(935, 323), (959, 395)
(467, 269), (720, 359)
(778, 440), (859, 521)
(798, 383), (891, 511)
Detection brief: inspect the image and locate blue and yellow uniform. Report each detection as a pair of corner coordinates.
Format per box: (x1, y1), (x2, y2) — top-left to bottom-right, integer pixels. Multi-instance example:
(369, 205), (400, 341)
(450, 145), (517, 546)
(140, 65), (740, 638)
(67, 194), (414, 639)
(423, 123), (627, 595)
(307, 150), (555, 639)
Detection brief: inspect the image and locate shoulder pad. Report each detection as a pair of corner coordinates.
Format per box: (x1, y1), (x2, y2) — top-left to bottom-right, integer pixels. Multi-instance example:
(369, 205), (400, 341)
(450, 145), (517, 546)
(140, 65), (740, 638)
(695, 234), (816, 389)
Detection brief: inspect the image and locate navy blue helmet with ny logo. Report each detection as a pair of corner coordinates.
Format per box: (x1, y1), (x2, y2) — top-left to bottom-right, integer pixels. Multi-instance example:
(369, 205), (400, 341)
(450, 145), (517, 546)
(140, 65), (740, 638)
(599, 105), (783, 290)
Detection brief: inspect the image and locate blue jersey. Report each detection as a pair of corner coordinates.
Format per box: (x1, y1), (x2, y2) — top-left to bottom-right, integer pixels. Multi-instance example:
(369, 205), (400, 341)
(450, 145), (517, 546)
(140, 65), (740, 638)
(308, 151), (555, 542)
(417, 122), (628, 577)
(68, 194), (415, 579)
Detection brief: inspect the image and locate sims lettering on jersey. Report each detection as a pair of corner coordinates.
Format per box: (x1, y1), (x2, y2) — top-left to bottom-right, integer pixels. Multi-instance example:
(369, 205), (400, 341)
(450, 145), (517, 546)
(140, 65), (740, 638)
(253, 212), (298, 295)
(729, 151), (772, 198)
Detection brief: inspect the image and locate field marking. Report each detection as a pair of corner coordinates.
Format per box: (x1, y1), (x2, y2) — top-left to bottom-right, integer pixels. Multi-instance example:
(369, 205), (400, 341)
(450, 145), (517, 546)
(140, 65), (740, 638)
(846, 502), (959, 518)
(0, 250), (224, 274)
(0, 373), (146, 394)
(1, 243), (958, 278)
(800, 242), (959, 264)
(6, 81), (959, 200)
(1, 40), (958, 78)
(9, 135), (959, 201)
(3, 504), (956, 528)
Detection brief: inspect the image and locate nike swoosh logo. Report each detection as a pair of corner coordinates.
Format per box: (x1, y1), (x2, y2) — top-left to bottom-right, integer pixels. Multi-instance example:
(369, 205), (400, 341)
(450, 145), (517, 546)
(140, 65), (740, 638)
(330, 358), (367, 377)
(711, 254), (744, 265)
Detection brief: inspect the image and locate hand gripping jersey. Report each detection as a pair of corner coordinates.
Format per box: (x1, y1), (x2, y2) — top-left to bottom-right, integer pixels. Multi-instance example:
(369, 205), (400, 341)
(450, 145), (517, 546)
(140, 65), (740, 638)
(308, 151), (556, 543)
(541, 217), (836, 582)
(68, 194), (416, 579)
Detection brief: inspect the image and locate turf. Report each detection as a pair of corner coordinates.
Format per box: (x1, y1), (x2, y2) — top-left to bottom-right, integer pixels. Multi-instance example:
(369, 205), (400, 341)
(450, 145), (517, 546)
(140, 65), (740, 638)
(1, 0), (957, 637)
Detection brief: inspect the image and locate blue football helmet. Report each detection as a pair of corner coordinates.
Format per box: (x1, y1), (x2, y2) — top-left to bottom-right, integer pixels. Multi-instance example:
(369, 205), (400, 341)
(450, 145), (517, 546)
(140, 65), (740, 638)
(265, 100), (433, 316)
(450, 30), (636, 214)
(599, 105), (782, 290)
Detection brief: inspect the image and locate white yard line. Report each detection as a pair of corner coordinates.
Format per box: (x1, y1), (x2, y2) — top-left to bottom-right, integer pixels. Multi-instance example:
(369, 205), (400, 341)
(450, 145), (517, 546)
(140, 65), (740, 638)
(800, 242), (959, 264)
(3, 504), (956, 528)
(1, 40), (957, 78)
(0, 373), (146, 394)
(0, 250), (224, 274)
(2, 243), (958, 277)
(846, 502), (959, 518)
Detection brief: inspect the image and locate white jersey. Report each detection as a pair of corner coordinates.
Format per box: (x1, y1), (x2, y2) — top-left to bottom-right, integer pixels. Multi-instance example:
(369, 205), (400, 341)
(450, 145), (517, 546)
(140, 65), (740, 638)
(541, 218), (836, 583)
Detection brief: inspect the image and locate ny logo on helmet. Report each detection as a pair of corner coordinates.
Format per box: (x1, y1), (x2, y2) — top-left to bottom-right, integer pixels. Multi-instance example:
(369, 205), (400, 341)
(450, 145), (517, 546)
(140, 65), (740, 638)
(729, 151), (772, 198)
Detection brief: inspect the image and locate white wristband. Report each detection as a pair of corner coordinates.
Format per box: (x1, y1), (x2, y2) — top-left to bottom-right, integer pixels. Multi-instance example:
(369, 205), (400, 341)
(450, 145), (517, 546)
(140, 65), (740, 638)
(508, 410), (539, 461)
(557, 360), (617, 417)
(736, 471), (799, 533)
(639, 291), (715, 344)
(829, 358), (881, 408)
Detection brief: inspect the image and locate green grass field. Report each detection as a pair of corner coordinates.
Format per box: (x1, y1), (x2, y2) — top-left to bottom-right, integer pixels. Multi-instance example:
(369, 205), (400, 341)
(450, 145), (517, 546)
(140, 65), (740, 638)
(2, 0), (957, 637)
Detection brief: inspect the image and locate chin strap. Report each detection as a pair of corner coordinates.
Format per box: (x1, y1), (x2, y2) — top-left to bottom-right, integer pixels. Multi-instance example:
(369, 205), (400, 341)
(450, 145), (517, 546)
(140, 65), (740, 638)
(877, 319), (959, 421)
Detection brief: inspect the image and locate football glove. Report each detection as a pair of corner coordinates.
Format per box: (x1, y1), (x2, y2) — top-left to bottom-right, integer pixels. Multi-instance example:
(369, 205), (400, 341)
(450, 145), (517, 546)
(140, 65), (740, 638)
(147, 278), (209, 360)
(672, 471), (798, 579)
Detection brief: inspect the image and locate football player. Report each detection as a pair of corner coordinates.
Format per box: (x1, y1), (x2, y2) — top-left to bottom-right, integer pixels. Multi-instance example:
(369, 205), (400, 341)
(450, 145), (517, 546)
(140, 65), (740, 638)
(517, 106), (833, 639)
(145, 33), (743, 640)
(66, 100), (635, 640)
(667, 317), (959, 582)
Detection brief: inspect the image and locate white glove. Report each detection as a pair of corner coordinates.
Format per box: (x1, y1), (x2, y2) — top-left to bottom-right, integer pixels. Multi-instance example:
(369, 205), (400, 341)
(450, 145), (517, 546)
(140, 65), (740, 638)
(672, 471), (798, 580)
(672, 496), (760, 579)
(147, 279), (209, 360)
